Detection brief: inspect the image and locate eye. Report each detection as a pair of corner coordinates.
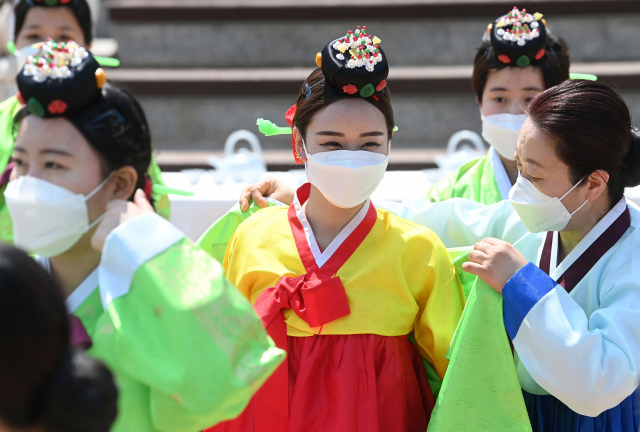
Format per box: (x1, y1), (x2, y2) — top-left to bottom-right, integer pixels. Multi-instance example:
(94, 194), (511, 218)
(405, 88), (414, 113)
(13, 157), (25, 167)
(494, 97), (506, 103)
(24, 33), (40, 40)
(44, 161), (63, 169)
(319, 141), (343, 148)
(524, 97), (534, 104)
(58, 34), (71, 42)
(362, 142), (381, 148)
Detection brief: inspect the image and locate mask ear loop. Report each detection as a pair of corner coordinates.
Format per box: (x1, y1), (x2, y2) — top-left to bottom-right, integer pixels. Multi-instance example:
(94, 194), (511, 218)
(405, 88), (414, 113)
(84, 171), (116, 201)
(559, 175), (589, 216)
(83, 171), (117, 232)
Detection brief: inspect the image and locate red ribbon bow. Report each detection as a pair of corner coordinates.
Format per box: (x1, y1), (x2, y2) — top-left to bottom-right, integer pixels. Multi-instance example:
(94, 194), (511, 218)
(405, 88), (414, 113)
(251, 183), (376, 432)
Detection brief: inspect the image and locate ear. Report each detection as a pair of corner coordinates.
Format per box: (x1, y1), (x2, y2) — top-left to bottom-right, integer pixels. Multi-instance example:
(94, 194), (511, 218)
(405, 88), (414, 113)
(585, 170), (609, 202)
(292, 127), (307, 162)
(110, 166), (138, 201)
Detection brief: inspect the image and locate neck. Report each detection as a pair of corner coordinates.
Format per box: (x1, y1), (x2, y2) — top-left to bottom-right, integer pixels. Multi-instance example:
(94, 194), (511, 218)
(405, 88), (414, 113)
(498, 153), (519, 186)
(557, 197), (612, 263)
(304, 185), (365, 251)
(49, 231), (101, 298)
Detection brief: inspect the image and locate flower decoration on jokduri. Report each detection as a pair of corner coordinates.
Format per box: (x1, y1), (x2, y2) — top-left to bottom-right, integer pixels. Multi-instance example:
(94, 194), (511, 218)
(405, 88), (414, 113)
(343, 84), (358, 95)
(47, 99), (68, 114)
(489, 7), (547, 67)
(332, 26), (383, 72)
(376, 80), (387, 92)
(495, 7), (541, 46)
(22, 38), (89, 83)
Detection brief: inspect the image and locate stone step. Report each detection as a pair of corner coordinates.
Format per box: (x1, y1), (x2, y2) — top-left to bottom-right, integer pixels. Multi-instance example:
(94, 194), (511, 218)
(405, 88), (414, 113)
(106, 0), (640, 68)
(107, 62), (640, 153)
(154, 148), (444, 172)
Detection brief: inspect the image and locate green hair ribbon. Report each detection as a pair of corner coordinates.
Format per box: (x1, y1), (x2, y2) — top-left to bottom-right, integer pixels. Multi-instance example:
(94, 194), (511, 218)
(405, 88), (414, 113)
(569, 73), (598, 81)
(152, 185), (194, 197)
(256, 118), (293, 136)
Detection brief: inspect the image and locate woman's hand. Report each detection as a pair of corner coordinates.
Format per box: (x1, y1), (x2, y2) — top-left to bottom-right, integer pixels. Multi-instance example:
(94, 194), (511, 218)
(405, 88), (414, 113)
(239, 176), (296, 211)
(462, 238), (528, 293)
(91, 189), (154, 252)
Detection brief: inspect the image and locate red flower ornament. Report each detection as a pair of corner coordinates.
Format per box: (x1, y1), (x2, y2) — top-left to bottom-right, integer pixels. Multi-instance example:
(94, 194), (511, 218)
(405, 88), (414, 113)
(48, 99), (68, 114)
(343, 84), (358, 95)
(535, 49), (546, 60)
(376, 80), (387, 92)
(498, 55), (511, 64)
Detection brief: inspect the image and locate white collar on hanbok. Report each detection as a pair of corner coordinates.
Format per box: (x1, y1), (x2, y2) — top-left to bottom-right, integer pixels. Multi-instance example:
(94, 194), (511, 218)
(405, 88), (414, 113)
(546, 198), (627, 280)
(488, 146), (513, 201)
(293, 193), (372, 269)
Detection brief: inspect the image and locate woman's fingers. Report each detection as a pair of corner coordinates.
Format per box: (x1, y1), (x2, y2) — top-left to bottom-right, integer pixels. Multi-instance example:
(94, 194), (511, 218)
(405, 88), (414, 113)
(133, 189), (154, 212)
(251, 187), (270, 208)
(462, 261), (485, 276)
(469, 249), (488, 264)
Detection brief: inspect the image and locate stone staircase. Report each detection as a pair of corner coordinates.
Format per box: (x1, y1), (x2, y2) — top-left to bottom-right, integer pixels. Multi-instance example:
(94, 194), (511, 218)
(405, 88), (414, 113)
(102, 0), (640, 170)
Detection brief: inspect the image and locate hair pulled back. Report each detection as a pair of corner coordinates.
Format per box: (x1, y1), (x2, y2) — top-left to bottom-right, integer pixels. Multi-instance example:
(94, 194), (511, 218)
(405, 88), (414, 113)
(0, 244), (117, 432)
(293, 68), (395, 141)
(527, 80), (640, 207)
(472, 28), (570, 101)
(14, 0), (93, 45)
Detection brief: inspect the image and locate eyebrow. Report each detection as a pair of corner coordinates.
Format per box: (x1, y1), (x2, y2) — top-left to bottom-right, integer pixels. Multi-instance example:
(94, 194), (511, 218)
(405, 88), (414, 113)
(523, 86), (543, 92)
(23, 24), (75, 31)
(487, 86), (508, 92)
(524, 157), (543, 168)
(14, 147), (73, 157)
(315, 131), (386, 137)
(315, 131), (344, 137)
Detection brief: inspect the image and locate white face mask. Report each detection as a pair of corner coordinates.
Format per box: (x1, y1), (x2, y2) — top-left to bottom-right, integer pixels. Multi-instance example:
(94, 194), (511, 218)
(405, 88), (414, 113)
(15, 43), (41, 70)
(509, 174), (588, 233)
(302, 140), (389, 209)
(481, 113), (527, 161)
(4, 174), (113, 257)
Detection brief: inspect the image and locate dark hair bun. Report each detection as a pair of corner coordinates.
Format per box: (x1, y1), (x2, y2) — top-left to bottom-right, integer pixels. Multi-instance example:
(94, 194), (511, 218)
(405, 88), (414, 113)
(16, 39), (105, 118)
(623, 127), (640, 188)
(319, 26), (389, 99)
(42, 349), (118, 432)
(489, 6), (547, 68)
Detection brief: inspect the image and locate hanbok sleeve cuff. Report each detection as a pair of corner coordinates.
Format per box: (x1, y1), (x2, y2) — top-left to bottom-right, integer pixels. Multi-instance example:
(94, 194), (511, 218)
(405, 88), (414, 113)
(503, 262), (557, 340)
(99, 211), (185, 309)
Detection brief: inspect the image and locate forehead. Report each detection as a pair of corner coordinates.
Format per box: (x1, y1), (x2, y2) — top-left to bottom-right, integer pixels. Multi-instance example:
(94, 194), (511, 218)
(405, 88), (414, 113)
(22, 6), (83, 32)
(16, 116), (91, 155)
(518, 119), (563, 168)
(307, 98), (386, 131)
(485, 66), (545, 91)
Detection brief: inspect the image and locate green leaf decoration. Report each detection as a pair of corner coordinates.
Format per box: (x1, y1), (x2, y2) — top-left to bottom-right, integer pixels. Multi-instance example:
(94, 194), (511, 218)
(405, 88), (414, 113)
(516, 55), (531, 67)
(360, 83), (375, 98)
(44, 0), (58, 5)
(6, 41), (15, 55)
(27, 98), (45, 118)
(256, 118), (293, 136)
(152, 185), (194, 197)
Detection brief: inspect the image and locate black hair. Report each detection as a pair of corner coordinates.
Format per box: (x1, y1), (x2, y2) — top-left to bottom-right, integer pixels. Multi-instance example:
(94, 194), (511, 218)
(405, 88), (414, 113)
(472, 27), (570, 101)
(14, 0), (93, 45)
(0, 244), (117, 431)
(14, 82), (153, 198)
(528, 80), (640, 207)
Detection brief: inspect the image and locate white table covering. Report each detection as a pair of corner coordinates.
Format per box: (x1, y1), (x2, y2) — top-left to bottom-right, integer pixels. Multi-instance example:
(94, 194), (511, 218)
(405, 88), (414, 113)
(164, 170), (640, 242)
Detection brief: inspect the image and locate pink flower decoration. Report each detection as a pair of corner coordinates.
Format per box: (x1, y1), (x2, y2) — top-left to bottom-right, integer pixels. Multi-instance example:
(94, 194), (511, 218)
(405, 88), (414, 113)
(376, 80), (387, 92)
(343, 84), (358, 95)
(48, 99), (68, 114)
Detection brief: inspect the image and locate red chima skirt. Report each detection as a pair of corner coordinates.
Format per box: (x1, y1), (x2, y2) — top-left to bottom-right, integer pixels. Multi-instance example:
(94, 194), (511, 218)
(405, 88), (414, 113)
(207, 333), (435, 432)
